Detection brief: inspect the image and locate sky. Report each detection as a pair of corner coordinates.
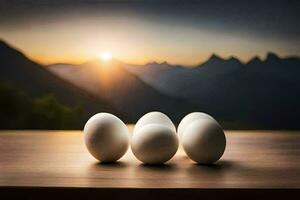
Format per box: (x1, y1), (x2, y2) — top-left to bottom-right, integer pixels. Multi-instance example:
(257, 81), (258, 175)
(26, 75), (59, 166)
(0, 0), (299, 65)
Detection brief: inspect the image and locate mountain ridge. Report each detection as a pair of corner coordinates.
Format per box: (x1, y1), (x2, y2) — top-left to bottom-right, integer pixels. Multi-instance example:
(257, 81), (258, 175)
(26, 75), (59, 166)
(2, 39), (300, 129)
(48, 58), (198, 122)
(47, 51), (299, 70)
(0, 39), (126, 122)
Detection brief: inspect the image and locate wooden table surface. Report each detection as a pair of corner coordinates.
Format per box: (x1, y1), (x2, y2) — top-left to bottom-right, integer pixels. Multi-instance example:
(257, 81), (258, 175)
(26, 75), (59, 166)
(0, 128), (300, 189)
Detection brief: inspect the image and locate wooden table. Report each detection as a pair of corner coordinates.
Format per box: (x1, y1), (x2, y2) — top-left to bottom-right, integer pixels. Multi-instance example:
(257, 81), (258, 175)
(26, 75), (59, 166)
(0, 128), (299, 199)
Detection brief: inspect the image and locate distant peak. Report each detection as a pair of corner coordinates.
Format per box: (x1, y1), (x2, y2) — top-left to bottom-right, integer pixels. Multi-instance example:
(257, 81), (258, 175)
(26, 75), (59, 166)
(0, 39), (28, 59)
(247, 56), (262, 64)
(0, 39), (11, 48)
(146, 61), (158, 65)
(201, 53), (227, 65)
(227, 56), (241, 64)
(209, 53), (224, 61)
(146, 61), (170, 66)
(266, 52), (280, 61)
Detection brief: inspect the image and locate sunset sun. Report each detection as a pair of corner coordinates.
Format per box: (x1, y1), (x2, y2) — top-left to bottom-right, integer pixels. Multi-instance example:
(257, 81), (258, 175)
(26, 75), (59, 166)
(99, 51), (112, 62)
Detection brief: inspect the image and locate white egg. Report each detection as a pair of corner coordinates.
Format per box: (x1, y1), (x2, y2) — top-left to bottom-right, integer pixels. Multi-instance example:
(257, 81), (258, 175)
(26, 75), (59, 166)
(133, 111), (176, 134)
(131, 124), (179, 164)
(83, 113), (129, 162)
(177, 112), (216, 138)
(181, 118), (226, 164)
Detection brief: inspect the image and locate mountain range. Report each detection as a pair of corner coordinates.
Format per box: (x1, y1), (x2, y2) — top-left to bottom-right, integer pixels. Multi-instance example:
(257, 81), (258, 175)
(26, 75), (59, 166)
(0, 40), (125, 122)
(48, 60), (197, 122)
(48, 53), (300, 129)
(0, 40), (195, 124)
(125, 53), (300, 129)
(1, 39), (300, 129)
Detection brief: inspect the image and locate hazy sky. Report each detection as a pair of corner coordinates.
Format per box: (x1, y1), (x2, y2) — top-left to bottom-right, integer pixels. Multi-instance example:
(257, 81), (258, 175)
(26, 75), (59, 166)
(0, 0), (299, 65)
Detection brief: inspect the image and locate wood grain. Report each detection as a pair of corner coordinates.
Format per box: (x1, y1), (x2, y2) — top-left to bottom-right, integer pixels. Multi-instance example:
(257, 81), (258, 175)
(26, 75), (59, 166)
(0, 127), (299, 189)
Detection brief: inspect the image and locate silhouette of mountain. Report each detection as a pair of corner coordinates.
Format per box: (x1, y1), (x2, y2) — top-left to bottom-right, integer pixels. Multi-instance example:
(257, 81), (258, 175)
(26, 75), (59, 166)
(126, 54), (243, 96)
(125, 53), (300, 129)
(247, 56), (262, 65)
(2, 38), (300, 129)
(0, 40), (122, 122)
(48, 59), (197, 123)
(266, 52), (280, 62)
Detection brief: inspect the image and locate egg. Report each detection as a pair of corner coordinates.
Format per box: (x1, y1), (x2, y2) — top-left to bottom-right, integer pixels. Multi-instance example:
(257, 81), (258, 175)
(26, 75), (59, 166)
(83, 113), (129, 163)
(181, 118), (226, 164)
(133, 111), (176, 134)
(177, 112), (216, 138)
(131, 124), (179, 164)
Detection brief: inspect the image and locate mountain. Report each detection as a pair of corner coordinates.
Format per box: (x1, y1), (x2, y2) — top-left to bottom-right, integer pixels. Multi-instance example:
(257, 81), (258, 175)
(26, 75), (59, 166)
(125, 54), (300, 129)
(0, 40), (123, 122)
(125, 54), (243, 96)
(48, 59), (197, 123)
(2, 38), (300, 129)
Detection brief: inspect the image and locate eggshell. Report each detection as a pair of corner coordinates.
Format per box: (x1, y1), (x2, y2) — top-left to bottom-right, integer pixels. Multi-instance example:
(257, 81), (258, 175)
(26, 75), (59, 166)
(84, 113), (129, 162)
(131, 124), (178, 164)
(181, 118), (226, 164)
(133, 111), (176, 134)
(177, 112), (216, 138)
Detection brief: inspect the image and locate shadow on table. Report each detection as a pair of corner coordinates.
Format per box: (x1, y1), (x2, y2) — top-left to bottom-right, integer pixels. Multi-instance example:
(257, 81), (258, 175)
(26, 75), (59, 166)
(90, 161), (128, 169)
(137, 159), (236, 173)
(138, 163), (177, 171)
(89, 158), (237, 172)
(194, 160), (235, 170)
(141, 163), (172, 167)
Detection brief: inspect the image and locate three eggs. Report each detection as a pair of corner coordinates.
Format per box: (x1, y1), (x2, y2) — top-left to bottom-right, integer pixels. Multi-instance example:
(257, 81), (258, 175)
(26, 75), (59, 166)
(84, 111), (226, 164)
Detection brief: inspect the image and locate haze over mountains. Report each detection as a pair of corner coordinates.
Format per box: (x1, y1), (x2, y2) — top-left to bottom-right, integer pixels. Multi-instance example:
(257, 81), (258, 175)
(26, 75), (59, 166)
(1, 39), (300, 129)
(48, 60), (197, 122)
(0, 40), (195, 126)
(125, 54), (300, 129)
(0, 40), (124, 124)
(49, 52), (300, 129)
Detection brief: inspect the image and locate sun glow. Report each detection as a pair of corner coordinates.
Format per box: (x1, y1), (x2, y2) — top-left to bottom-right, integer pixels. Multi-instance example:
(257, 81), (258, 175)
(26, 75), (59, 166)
(99, 51), (113, 62)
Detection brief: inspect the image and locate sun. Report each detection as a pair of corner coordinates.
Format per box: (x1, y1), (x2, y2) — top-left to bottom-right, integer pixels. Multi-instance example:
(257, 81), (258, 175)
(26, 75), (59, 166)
(99, 51), (112, 62)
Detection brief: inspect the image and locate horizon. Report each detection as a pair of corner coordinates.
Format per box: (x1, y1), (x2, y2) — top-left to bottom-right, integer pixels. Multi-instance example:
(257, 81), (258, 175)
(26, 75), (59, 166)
(1, 38), (298, 67)
(1, 1), (300, 131)
(1, 0), (299, 66)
